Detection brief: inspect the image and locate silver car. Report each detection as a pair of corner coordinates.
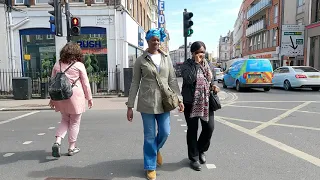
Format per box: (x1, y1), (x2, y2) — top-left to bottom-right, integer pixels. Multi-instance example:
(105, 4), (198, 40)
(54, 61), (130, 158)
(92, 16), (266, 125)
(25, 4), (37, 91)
(272, 66), (320, 91)
(214, 68), (224, 82)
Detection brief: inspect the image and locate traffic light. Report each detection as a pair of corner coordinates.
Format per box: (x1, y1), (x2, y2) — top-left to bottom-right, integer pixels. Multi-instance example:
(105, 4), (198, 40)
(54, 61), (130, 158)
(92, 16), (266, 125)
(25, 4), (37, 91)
(70, 17), (81, 36)
(183, 11), (193, 37)
(48, 0), (63, 36)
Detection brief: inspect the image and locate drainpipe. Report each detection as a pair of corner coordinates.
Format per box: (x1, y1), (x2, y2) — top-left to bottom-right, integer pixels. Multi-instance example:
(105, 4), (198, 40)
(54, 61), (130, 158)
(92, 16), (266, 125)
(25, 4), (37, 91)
(279, 0), (285, 67)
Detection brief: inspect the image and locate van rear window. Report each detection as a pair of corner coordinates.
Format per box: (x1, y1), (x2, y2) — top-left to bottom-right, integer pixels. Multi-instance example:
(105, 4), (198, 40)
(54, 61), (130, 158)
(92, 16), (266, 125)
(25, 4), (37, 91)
(246, 60), (272, 72)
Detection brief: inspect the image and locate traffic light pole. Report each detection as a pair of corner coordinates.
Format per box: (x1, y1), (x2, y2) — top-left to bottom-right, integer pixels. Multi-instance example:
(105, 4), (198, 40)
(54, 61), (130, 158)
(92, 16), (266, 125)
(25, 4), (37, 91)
(65, 0), (71, 42)
(184, 9), (187, 62)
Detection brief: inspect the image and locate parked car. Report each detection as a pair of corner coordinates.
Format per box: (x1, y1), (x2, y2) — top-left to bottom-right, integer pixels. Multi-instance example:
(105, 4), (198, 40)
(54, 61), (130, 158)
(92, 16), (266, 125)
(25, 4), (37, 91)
(223, 59), (273, 92)
(272, 66), (320, 91)
(214, 68), (224, 82)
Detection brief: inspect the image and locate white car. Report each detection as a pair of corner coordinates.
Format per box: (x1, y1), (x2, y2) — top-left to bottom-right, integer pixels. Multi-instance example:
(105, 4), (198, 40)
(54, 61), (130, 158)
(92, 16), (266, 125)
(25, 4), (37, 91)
(214, 68), (224, 82)
(272, 66), (320, 91)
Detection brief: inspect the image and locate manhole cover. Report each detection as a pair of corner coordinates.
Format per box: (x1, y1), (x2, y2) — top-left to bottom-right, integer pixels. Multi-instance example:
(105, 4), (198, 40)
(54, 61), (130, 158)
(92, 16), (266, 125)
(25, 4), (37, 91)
(45, 178), (109, 180)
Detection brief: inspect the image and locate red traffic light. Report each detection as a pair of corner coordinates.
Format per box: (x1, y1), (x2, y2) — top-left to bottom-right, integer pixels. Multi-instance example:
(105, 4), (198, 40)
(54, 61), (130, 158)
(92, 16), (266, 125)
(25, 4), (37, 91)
(71, 17), (79, 26)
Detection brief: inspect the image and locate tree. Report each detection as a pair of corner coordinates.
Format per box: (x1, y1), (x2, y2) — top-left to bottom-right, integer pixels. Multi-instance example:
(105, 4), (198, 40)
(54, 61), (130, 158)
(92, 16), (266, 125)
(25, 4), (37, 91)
(84, 54), (94, 73)
(90, 54), (99, 72)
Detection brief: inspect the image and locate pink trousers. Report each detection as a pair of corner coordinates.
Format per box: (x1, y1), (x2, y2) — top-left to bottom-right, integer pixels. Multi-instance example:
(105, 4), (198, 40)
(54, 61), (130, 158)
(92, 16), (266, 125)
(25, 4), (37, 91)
(55, 113), (82, 143)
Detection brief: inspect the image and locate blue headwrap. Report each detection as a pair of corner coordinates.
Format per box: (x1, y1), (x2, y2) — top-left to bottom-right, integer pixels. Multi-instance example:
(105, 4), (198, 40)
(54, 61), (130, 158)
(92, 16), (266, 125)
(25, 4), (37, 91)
(145, 28), (167, 42)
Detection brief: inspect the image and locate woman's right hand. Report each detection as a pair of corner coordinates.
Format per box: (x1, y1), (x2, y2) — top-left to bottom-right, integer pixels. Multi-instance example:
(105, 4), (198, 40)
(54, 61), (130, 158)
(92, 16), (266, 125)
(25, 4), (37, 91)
(88, 99), (93, 109)
(127, 108), (133, 122)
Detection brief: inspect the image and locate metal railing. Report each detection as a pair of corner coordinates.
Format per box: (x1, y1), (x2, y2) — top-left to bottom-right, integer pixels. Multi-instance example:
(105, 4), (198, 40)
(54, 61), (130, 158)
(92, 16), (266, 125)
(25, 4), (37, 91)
(0, 69), (121, 98)
(246, 19), (267, 37)
(247, 0), (272, 20)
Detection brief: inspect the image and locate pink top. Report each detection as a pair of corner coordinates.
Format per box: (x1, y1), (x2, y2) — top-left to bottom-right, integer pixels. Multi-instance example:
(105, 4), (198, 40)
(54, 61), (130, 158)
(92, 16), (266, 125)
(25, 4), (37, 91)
(51, 61), (92, 115)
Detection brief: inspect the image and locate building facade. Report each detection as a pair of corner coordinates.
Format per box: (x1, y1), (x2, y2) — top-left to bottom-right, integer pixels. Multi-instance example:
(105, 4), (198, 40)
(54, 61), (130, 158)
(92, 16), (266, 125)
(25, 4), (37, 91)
(233, 4), (244, 59)
(218, 31), (232, 69)
(4, 0), (159, 92)
(169, 42), (192, 65)
(305, 0), (320, 70)
(241, 0), (281, 69)
(0, 3), (9, 69)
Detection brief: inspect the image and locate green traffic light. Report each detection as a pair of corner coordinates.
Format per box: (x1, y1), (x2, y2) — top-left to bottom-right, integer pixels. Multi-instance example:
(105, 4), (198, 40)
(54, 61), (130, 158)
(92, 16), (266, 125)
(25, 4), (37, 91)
(188, 29), (193, 36)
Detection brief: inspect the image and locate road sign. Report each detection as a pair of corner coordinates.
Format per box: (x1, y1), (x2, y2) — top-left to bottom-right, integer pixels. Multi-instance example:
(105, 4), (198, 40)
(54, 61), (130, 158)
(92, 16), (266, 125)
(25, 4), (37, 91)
(280, 25), (304, 57)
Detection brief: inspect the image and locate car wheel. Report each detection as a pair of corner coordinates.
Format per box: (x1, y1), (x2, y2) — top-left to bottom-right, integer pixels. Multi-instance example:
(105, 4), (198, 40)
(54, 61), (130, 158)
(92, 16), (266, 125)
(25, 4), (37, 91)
(236, 80), (242, 92)
(311, 87), (320, 91)
(223, 80), (227, 88)
(264, 87), (271, 92)
(283, 80), (292, 91)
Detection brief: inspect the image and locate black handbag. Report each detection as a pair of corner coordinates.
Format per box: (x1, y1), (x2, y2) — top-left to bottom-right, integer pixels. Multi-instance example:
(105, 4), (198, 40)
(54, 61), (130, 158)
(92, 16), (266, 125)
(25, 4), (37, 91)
(209, 91), (221, 111)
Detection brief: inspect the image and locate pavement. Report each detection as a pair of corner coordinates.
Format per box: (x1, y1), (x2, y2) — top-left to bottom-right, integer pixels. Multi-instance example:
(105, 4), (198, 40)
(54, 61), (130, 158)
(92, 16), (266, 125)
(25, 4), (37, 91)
(1, 80), (320, 179)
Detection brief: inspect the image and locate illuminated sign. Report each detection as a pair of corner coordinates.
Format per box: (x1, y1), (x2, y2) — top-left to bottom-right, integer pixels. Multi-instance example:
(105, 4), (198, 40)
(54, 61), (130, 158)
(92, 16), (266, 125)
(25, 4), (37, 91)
(77, 40), (102, 48)
(158, 0), (165, 28)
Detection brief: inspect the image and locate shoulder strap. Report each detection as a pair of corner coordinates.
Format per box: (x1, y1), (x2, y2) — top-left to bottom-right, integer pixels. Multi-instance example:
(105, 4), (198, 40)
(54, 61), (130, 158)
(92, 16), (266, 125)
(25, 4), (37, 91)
(145, 55), (166, 94)
(64, 62), (76, 73)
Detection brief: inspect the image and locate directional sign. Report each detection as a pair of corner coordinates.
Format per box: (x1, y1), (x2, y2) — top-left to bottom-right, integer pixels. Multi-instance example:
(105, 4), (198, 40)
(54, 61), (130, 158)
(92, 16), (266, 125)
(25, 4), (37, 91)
(280, 25), (304, 57)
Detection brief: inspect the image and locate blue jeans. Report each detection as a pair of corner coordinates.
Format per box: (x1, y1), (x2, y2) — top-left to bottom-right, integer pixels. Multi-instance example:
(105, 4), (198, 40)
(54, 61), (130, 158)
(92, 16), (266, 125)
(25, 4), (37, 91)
(141, 112), (171, 170)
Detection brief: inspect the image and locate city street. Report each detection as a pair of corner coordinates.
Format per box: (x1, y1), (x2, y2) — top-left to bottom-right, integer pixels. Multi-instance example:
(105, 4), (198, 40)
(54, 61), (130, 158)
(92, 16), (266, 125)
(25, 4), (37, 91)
(0, 82), (320, 180)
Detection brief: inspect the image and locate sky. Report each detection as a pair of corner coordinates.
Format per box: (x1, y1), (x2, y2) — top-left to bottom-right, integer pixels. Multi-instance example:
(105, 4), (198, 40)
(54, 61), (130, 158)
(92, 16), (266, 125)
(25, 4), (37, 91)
(164, 0), (243, 57)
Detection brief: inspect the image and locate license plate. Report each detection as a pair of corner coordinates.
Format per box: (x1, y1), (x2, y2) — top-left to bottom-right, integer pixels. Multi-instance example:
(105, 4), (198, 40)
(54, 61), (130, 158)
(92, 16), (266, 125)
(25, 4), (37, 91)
(249, 74), (261, 78)
(309, 75), (320, 78)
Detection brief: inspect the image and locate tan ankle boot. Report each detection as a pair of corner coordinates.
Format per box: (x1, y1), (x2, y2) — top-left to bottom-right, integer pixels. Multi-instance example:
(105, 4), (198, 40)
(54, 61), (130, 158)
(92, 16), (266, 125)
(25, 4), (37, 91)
(157, 151), (163, 166)
(146, 170), (156, 180)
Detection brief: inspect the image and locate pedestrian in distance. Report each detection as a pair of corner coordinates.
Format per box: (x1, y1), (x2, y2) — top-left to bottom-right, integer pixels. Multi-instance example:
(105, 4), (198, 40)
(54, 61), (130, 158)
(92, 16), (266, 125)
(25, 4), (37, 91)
(181, 41), (220, 171)
(49, 42), (93, 158)
(126, 28), (184, 180)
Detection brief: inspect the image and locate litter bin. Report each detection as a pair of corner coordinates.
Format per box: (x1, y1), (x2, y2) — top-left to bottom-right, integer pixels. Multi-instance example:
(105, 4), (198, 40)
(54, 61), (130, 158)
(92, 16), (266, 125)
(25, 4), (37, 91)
(12, 77), (32, 100)
(123, 68), (133, 97)
(40, 82), (48, 99)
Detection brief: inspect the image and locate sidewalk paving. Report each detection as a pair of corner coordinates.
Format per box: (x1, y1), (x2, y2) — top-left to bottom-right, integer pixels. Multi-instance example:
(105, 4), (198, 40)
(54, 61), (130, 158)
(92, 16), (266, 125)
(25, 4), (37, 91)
(0, 91), (229, 111)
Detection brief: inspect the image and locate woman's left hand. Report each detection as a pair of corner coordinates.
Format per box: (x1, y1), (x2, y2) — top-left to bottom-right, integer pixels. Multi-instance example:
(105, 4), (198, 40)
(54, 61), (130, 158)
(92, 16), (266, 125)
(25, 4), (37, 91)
(178, 102), (184, 112)
(48, 100), (55, 109)
(211, 85), (220, 93)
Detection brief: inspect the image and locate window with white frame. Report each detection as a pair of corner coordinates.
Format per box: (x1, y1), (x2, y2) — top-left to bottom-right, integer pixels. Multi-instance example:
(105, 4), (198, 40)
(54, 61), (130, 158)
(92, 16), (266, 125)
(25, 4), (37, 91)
(274, 4), (278, 24)
(95, 0), (104, 3)
(15, 0), (24, 4)
(297, 0), (305, 14)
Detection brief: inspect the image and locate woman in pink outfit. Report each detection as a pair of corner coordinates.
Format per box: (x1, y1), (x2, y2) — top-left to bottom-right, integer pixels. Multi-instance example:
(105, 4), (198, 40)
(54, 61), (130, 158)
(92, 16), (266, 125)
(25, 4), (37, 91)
(49, 42), (93, 157)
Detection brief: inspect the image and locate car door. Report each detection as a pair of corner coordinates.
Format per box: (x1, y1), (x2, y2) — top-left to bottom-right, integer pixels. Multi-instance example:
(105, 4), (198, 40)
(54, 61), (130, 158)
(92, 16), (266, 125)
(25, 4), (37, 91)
(223, 68), (233, 86)
(272, 68), (281, 87)
(278, 67), (290, 87)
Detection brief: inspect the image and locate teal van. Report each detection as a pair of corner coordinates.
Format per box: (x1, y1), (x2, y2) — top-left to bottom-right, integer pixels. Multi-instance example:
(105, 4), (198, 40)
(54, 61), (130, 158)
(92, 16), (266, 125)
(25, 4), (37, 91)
(222, 59), (274, 92)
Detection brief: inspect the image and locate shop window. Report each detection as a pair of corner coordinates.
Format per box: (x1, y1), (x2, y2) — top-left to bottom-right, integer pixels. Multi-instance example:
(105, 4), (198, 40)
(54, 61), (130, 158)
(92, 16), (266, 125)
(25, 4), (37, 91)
(47, 34), (54, 39)
(36, 35), (43, 40)
(36, 0), (49, 3)
(128, 44), (143, 67)
(15, 0), (24, 4)
(95, 0), (104, 3)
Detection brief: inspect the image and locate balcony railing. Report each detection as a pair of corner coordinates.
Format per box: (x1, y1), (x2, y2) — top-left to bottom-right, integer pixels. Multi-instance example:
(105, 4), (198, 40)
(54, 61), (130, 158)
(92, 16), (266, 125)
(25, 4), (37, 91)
(247, 0), (272, 20)
(246, 19), (267, 37)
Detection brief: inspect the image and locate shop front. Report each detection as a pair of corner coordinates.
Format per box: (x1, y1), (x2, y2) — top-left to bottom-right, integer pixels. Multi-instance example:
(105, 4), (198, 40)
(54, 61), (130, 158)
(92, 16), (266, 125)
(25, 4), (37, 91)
(306, 22), (320, 71)
(245, 51), (280, 69)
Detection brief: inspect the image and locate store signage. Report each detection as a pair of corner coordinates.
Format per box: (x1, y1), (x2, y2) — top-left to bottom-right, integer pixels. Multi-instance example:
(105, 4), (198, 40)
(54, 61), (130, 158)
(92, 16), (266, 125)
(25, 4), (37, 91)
(77, 40), (102, 48)
(138, 26), (144, 48)
(256, 54), (272, 58)
(158, 0), (165, 28)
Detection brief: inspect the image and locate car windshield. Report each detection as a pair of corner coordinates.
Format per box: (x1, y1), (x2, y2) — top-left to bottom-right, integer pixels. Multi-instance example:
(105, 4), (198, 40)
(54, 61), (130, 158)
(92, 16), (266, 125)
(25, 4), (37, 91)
(293, 67), (319, 72)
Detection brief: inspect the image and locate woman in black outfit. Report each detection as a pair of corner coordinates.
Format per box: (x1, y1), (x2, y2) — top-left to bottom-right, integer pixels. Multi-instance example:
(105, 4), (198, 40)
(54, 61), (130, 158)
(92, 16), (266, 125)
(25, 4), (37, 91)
(181, 41), (219, 171)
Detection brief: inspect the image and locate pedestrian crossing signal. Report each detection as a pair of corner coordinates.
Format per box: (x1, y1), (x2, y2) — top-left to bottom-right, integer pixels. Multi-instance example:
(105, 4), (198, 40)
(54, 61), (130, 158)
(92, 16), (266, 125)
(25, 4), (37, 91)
(71, 17), (81, 36)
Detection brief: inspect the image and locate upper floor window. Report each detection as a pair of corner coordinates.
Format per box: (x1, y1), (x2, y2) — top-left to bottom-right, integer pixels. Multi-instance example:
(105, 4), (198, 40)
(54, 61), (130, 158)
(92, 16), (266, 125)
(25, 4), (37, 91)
(296, 18), (303, 25)
(317, 0), (320, 22)
(297, 0), (305, 14)
(274, 4), (278, 24)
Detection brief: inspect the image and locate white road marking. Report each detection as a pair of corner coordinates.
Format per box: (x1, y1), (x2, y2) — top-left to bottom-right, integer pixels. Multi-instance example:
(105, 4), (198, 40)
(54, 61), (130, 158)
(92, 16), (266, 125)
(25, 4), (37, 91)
(226, 104), (320, 115)
(37, 133), (46, 136)
(23, 141), (32, 145)
(0, 111), (40, 125)
(184, 130), (187, 132)
(219, 116), (320, 131)
(222, 101), (236, 108)
(3, 153), (14, 157)
(227, 104), (289, 111)
(177, 119), (183, 121)
(206, 164), (217, 169)
(217, 116), (264, 124)
(0, 108), (5, 111)
(251, 102), (312, 133)
(235, 101), (316, 103)
(216, 117), (320, 167)
(174, 115), (179, 117)
(48, 127), (55, 129)
(181, 124), (187, 127)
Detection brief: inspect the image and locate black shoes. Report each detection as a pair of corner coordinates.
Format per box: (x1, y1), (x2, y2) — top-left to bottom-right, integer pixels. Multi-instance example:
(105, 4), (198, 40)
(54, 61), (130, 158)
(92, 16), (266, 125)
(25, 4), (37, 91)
(190, 161), (202, 171)
(199, 153), (206, 164)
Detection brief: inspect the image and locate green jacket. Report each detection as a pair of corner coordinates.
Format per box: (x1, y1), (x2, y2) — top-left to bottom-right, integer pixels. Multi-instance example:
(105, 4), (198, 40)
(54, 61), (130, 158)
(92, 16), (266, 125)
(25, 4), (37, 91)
(127, 49), (181, 114)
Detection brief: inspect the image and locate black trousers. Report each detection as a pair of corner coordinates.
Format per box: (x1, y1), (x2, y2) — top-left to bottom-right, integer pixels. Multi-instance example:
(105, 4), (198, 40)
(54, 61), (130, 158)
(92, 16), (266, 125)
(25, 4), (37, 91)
(183, 103), (215, 162)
